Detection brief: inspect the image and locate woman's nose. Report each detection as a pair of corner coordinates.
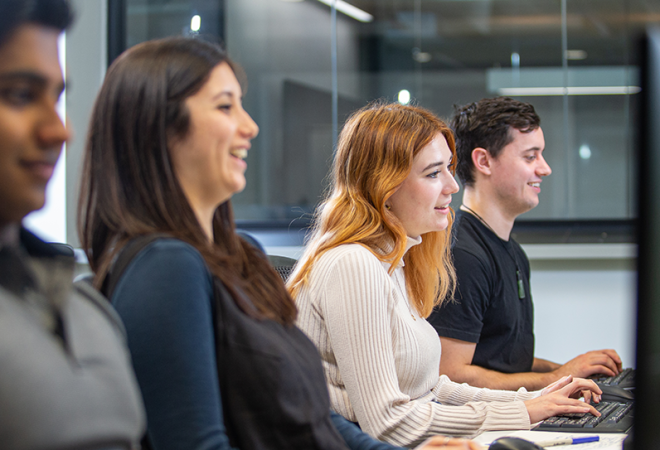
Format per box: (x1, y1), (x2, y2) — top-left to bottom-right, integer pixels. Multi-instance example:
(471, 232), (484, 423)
(241, 108), (259, 139)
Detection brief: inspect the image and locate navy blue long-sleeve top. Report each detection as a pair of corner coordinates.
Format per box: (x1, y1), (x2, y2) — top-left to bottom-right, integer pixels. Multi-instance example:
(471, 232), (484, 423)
(110, 238), (401, 450)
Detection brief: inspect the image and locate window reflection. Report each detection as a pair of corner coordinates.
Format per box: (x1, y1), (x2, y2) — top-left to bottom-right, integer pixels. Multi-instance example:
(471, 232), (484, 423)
(119, 0), (658, 221)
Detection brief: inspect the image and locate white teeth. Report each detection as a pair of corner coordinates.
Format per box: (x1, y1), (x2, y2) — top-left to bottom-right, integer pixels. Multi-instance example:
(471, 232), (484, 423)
(230, 149), (248, 160)
(529, 182), (540, 187)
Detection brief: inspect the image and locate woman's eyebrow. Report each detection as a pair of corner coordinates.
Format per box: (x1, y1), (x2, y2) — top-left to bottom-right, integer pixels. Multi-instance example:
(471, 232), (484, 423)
(422, 161), (444, 172)
(210, 90), (234, 102)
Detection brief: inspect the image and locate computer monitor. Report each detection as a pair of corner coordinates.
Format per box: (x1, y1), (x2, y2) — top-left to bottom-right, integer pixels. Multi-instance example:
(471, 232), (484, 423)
(633, 26), (660, 449)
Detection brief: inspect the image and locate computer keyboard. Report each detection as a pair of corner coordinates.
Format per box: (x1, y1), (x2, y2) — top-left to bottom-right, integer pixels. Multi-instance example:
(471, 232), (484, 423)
(533, 400), (633, 433)
(590, 367), (635, 388)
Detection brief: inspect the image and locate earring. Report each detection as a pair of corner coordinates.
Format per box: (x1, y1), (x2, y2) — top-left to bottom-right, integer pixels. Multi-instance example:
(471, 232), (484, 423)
(385, 204), (391, 210)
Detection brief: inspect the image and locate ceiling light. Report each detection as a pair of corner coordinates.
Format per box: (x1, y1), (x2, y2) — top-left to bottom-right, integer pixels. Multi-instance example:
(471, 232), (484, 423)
(566, 49), (588, 60)
(190, 15), (201, 32)
(579, 144), (592, 160)
(488, 67), (640, 97)
(497, 86), (641, 96)
(412, 48), (432, 63)
(511, 52), (520, 67)
(317, 0), (373, 23)
(398, 90), (411, 105)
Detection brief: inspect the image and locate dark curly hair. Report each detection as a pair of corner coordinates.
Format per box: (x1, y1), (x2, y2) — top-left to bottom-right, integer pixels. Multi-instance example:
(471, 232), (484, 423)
(451, 96), (540, 186)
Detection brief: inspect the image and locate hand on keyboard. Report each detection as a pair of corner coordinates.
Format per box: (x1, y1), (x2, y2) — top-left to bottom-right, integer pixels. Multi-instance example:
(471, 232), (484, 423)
(553, 349), (623, 379)
(525, 375), (603, 424)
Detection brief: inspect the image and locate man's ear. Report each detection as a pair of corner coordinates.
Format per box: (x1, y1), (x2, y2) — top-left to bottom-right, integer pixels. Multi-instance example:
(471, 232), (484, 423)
(471, 147), (493, 177)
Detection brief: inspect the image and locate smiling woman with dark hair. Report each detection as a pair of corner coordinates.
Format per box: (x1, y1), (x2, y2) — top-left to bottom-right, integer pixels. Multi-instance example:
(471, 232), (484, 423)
(78, 36), (478, 450)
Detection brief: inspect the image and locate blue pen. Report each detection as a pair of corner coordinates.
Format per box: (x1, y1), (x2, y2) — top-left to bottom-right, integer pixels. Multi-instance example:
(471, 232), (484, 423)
(535, 436), (600, 447)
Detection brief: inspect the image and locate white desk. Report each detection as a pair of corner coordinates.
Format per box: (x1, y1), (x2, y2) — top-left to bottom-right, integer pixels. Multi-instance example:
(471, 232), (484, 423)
(473, 430), (627, 450)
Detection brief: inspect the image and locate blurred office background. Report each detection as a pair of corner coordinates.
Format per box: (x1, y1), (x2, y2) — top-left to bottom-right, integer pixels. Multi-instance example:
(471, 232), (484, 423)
(116, 0), (646, 223)
(39, 0), (660, 366)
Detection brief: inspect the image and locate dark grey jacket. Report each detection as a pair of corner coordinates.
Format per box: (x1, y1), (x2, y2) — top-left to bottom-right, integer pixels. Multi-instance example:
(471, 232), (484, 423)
(0, 228), (146, 450)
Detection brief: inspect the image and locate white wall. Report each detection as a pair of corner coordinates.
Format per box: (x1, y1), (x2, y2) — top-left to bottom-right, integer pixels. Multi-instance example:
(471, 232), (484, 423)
(266, 243), (638, 367)
(65, 0), (107, 246)
(532, 263), (636, 367)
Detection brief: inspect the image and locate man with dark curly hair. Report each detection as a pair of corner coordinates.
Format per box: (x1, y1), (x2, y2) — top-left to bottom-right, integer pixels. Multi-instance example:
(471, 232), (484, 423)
(428, 96), (622, 391)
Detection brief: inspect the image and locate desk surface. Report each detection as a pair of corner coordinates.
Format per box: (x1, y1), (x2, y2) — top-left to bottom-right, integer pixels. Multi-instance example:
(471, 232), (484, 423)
(473, 430), (627, 450)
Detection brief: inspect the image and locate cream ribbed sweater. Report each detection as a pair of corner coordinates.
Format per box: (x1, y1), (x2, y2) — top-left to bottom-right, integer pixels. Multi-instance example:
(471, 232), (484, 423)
(295, 239), (539, 447)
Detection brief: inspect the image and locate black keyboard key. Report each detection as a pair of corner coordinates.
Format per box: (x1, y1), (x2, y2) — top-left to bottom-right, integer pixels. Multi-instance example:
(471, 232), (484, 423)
(611, 368), (633, 385)
(606, 403), (633, 423)
(583, 416), (600, 428)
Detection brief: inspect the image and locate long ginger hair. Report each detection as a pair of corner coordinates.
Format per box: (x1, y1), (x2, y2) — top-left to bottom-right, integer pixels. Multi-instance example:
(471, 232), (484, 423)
(78, 37), (296, 325)
(287, 102), (456, 317)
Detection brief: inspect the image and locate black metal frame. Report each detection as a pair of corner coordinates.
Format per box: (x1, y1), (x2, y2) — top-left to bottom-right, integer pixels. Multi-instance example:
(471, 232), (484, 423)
(107, 0), (126, 67)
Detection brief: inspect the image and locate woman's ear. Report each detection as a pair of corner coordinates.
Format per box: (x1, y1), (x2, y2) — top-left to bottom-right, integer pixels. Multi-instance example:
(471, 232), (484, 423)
(471, 147), (493, 177)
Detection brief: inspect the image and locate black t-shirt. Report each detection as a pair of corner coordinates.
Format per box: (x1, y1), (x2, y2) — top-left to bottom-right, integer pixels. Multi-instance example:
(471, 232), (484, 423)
(428, 211), (535, 373)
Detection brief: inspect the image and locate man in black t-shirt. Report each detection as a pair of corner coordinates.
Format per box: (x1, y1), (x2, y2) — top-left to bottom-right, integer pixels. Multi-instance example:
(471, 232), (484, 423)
(428, 97), (622, 391)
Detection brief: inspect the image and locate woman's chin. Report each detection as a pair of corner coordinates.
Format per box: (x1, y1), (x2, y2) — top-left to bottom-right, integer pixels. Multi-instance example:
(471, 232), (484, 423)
(227, 178), (247, 199)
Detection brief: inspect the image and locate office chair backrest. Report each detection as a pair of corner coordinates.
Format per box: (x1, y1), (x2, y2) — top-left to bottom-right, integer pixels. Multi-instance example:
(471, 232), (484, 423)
(73, 272), (95, 287)
(267, 255), (298, 283)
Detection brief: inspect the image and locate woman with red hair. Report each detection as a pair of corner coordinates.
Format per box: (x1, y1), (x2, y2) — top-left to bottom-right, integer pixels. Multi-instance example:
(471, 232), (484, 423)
(289, 102), (602, 448)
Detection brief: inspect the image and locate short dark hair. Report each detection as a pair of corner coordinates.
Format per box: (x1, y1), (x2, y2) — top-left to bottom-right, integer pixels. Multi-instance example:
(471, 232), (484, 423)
(0, 0), (73, 47)
(451, 96), (540, 186)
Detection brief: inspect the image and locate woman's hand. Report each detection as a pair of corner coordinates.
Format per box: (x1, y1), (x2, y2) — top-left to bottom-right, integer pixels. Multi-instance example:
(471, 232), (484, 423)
(414, 436), (483, 450)
(525, 375), (603, 424)
(540, 375), (572, 396)
(540, 374), (602, 403)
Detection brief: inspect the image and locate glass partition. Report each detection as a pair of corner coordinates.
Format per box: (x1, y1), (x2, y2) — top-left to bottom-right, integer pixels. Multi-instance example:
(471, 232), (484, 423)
(114, 0), (658, 228)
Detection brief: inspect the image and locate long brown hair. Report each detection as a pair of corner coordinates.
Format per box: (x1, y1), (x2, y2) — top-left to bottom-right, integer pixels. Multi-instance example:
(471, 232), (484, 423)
(78, 37), (296, 325)
(287, 102), (456, 318)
